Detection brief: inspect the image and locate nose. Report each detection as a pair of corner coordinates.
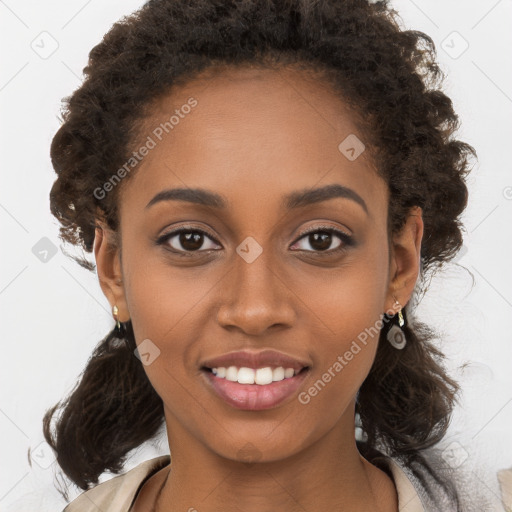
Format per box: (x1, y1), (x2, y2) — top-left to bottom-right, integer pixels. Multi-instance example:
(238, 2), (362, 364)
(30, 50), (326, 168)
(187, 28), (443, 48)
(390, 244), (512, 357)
(216, 247), (296, 336)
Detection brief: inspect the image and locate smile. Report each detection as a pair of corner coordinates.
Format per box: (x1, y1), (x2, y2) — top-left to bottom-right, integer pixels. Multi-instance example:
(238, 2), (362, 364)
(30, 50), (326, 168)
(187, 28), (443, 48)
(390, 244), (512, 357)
(211, 365), (300, 384)
(202, 366), (310, 410)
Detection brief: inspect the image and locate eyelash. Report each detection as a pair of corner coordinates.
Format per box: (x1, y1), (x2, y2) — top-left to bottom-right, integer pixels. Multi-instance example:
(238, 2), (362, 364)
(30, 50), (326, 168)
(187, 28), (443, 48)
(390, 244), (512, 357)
(156, 224), (354, 257)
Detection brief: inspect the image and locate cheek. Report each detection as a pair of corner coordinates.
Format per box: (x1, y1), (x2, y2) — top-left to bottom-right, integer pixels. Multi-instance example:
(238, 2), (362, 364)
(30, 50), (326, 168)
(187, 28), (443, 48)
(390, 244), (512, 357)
(122, 246), (219, 343)
(291, 245), (388, 398)
(290, 241), (389, 342)
(294, 285), (383, 418)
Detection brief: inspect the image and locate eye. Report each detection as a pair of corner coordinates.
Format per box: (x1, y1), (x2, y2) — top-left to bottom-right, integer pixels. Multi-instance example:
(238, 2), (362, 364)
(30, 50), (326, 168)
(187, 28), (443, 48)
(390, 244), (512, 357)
(157, 227), (221, 254)
(290, 226), (353, 255)
(156, 224), (354, 256)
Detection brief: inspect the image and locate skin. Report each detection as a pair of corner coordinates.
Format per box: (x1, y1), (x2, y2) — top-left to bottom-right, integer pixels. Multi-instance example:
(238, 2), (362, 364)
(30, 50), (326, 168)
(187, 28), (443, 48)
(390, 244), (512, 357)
(94, 65), (423, 512)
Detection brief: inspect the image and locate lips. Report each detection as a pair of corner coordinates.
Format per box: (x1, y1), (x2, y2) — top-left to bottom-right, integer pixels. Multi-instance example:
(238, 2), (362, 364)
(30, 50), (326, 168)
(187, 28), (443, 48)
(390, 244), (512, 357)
(200, 349), (311, 410)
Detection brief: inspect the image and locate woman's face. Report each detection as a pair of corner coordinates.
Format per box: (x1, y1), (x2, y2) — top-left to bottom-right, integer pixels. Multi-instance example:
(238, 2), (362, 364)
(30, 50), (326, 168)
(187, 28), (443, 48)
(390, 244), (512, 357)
(96, 66), (421, 463)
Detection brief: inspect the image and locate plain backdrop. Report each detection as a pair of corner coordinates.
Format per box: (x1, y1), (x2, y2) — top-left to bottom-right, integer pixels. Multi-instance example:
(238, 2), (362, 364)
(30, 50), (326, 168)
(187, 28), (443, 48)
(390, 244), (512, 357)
(1, 0), (511, 510)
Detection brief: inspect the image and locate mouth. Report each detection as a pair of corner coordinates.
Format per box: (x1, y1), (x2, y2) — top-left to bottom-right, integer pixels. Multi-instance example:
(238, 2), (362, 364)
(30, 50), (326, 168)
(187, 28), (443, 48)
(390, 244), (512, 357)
(200, 365), (311, 410)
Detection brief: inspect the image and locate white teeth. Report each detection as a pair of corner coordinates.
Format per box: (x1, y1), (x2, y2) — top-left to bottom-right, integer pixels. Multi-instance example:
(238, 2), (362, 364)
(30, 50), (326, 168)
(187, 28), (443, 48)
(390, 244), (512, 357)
(255, 367), (273, 385)
(272, 367), (285, 381)
(226, 366), (238, 382)
(238, 367), (255, 384)
(210, 366), (301, 385)
(284, 368), (295, 378)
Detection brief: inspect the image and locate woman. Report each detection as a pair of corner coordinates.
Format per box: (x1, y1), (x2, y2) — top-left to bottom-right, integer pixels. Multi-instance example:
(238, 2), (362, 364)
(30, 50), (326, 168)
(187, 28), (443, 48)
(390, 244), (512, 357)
(42, 0), (503, 510)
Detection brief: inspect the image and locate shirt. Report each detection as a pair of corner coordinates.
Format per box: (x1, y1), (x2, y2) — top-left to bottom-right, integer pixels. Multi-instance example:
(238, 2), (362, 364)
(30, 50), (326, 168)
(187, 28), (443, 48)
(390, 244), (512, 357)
(61, 454), (462, 512)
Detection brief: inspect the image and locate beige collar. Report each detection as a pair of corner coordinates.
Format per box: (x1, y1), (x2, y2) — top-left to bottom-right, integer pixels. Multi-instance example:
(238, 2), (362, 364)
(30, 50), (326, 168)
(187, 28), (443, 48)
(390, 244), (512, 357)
(384, 457), (425, 512)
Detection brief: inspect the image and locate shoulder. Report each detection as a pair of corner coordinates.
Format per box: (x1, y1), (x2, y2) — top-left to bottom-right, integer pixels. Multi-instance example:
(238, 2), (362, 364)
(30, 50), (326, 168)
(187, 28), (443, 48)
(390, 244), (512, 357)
(379, 453), (459, 511)
(360, 442), (494, 512)
(498, 467), (512, 510)
(63, 455), (171, 512)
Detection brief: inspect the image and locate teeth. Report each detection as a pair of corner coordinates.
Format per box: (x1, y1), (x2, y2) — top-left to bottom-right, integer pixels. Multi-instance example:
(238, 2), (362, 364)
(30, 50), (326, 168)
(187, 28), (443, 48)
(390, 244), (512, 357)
(284, 368), (295, 378)
(238, 367), (255, 384)
(272, 367), (285, 381)
(226, 366), (238, 382)
(255, 367), (273, 385)
(210, 365), (301, 385)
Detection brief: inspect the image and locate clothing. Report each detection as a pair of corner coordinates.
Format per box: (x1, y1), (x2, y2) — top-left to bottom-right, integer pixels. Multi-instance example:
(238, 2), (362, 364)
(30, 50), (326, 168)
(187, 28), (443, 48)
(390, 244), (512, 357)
(498, 468), (512, 510)
(62, 453), (475, 512)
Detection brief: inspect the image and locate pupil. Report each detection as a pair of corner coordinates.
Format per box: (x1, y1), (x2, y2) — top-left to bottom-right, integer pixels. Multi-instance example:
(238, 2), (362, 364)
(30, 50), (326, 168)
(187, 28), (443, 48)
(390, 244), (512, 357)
(180, 232), (203, 251)
(310, 232), (331, 251)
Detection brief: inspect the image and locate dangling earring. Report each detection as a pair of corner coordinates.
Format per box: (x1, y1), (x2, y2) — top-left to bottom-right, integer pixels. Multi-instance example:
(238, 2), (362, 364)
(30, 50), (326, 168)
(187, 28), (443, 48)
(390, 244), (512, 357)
(387, 299), (407, 350)
(112, 305), (126, 339)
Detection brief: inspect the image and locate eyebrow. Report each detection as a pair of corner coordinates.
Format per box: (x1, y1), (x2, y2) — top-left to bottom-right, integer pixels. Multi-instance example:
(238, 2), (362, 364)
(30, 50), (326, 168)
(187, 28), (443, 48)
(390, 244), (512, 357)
(145, 183), (368, 214)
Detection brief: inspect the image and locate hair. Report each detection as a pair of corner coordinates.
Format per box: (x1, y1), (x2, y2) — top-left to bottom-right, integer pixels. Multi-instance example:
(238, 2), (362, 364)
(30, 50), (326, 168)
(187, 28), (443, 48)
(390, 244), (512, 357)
(43, 0), (477, 504)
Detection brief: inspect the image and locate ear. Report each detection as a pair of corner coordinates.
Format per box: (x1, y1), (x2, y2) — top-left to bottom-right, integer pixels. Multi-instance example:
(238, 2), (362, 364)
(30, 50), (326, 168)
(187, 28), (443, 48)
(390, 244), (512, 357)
(385, 206), (424, 312)
(94, 219), (130, 322)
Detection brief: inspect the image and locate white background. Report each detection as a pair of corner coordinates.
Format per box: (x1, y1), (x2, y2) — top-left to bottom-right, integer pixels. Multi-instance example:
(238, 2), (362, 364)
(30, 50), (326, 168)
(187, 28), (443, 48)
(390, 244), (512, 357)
(1, 0), (511, 510)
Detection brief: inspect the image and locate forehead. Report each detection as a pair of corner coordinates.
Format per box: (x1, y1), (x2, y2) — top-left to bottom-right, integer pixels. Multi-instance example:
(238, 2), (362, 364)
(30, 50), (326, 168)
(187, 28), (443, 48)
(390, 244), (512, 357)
(120, 65), (387, 218)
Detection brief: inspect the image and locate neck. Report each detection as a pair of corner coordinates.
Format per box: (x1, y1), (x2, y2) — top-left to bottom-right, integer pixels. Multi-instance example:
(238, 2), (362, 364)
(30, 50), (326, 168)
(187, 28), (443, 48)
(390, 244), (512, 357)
(153, 410), (398, 512)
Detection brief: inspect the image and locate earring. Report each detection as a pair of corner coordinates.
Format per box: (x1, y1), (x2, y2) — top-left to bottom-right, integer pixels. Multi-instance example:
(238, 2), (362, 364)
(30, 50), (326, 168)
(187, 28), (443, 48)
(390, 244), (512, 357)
(387, 299), (407, 350)
(112, 305), (126, 338)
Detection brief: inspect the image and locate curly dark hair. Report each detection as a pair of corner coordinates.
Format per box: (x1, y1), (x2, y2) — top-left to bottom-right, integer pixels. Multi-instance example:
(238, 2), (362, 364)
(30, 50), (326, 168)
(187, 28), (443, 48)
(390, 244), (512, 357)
(42, 0), (477, 504)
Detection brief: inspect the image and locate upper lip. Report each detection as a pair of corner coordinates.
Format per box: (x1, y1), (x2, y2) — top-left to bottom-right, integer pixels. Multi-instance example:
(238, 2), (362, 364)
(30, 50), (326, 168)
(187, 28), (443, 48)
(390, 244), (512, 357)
(201, 349), (310, 372)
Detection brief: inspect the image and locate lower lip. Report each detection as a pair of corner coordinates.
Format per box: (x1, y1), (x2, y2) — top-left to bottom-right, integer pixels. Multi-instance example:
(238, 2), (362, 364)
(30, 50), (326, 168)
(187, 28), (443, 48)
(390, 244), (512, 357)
(202, 368), (310, 411)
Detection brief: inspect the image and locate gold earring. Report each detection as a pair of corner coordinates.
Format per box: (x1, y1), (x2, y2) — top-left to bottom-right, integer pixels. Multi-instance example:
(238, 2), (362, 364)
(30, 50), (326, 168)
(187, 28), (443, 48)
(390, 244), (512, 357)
(112, 305), (121, 330)
(387, 297), (406, 349)
(397, 306), (405, 328)
(392, 297), (405, 327)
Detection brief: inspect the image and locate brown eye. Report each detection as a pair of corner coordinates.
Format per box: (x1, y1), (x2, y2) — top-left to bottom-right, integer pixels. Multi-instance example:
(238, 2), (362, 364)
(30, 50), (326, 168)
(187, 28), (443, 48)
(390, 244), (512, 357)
(176, 232), (205, 251)
(290, 227), (354, 255)
(158, 228), (221, 253)
(307, 232), (335, 251)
